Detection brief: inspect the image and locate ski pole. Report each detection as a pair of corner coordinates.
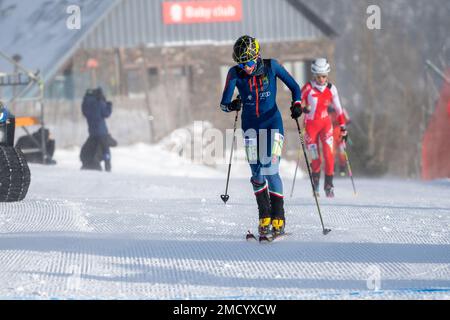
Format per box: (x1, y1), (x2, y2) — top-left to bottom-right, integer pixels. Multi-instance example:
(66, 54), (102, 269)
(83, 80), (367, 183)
(294, 118), (331, 235)
(290, 149), (301, 198)
(342, 141), (357, 195)
(221, 109), (240, 204)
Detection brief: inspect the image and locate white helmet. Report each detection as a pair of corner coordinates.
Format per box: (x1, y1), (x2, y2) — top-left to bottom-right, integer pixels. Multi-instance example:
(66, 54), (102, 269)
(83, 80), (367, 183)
(311, 58), (331, 75)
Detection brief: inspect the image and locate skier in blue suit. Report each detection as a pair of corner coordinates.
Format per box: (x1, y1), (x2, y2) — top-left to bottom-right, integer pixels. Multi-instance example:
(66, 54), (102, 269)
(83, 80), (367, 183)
(220, 35), (303, 237)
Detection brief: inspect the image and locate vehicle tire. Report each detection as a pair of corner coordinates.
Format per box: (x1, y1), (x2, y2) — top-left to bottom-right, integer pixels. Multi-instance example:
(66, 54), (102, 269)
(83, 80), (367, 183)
(0, 146), (31, 202)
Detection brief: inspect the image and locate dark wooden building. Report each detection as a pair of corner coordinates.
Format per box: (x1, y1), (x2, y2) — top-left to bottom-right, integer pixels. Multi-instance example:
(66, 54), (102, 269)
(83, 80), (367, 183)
(0, 0), (337, 147)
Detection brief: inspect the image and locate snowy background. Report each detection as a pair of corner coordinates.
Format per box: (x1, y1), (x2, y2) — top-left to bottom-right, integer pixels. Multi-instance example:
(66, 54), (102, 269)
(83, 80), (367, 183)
(0, 145), (449, 300)
(1, 0), (450, 301)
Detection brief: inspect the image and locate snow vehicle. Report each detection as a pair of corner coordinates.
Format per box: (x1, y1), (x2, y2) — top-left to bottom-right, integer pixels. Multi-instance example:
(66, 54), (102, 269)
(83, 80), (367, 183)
(0, 102), (31, 202)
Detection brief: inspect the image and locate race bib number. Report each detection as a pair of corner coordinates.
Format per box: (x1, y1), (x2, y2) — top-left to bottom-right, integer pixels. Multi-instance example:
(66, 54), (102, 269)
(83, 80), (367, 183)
(272, 133), (284, 158)
(308, 144), (319, 160)
(245, 138), (258, 162)
(325, 136), (334, 151)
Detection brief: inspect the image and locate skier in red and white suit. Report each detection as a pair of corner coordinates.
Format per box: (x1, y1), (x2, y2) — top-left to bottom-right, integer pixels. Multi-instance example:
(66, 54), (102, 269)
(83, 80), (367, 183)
(301, 58), (347, 197)
(330, 106), (351, 176)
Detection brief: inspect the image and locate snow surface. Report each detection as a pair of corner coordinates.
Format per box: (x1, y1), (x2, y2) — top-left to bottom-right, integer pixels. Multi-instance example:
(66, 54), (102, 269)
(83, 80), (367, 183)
(0, 145), (450, 300)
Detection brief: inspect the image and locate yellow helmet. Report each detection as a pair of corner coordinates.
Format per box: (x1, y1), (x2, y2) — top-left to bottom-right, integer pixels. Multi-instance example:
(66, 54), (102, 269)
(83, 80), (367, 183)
(232, 35), (260, 64)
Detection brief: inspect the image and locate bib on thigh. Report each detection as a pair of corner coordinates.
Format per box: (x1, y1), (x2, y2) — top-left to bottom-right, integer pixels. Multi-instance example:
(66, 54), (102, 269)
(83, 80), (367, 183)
(308, 143), (320, 160)
(245, 137), (258, 164)
(271, 132), (284, 164)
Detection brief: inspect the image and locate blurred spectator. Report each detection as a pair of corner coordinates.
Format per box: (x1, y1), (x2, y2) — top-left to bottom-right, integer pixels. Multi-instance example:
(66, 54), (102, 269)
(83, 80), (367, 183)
(329, 106), (351, 176)
(80, 87), (117, 172)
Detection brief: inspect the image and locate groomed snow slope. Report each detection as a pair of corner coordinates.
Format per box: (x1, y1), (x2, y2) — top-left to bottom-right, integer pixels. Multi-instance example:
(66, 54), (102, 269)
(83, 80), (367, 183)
(0, 145), (449, 300)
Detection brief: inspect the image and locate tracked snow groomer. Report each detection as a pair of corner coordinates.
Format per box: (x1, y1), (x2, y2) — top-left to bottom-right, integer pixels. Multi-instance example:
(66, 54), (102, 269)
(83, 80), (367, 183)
(0, 50), (46, 203)
(0, 102), (31, 202)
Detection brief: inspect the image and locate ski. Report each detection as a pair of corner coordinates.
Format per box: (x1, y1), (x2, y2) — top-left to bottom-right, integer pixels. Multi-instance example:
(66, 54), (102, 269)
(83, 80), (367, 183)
(246, 231), (271, 243)
(245, 231), (273, 243)
(246, 230), (258, 241)
(245, 231), (289, 243)
(259, 234), (273, 243)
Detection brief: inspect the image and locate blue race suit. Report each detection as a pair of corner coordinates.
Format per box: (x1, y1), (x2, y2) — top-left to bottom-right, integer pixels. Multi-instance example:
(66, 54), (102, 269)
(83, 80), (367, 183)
(82, 94), (112, 137)
(220, 59), (301, 198)
(81, 93), (113, 168)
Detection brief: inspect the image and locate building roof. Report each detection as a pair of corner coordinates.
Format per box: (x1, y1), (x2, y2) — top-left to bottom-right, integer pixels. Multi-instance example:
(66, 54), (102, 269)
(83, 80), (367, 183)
(286, 0), (337, 38)
(0, 0), (336, 86)
(0, 0), (119, 83)
(82, 0), (337, 49)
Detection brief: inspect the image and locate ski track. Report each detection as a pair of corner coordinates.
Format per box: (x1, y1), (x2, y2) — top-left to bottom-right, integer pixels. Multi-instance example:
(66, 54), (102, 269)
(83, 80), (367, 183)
(0, 165), (450, 299)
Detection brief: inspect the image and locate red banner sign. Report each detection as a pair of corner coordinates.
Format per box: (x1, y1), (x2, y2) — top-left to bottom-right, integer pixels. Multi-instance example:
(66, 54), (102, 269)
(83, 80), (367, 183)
(163, 0), (242, 25)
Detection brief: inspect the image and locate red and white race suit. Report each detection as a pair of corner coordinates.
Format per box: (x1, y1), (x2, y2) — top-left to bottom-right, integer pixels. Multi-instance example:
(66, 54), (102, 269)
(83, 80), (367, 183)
(331, 107), (351, 170)
(301, 80), (346, 176)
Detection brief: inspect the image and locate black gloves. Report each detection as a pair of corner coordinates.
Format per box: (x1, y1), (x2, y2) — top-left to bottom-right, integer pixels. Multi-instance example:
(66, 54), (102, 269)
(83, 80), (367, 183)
(221, 96), (242, 113)
(229, 98), (242, 112)
(221, 97), (242, 113)
(290, 101), (303, 119)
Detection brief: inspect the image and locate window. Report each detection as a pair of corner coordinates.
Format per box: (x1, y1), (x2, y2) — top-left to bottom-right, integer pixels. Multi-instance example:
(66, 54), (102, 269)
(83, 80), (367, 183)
(282, 60), (310, 91)
(45, 63), (75, 100)
(148, 67), (158, 77)
(127, 69), (145, 98)
(148, 67), (159, 88)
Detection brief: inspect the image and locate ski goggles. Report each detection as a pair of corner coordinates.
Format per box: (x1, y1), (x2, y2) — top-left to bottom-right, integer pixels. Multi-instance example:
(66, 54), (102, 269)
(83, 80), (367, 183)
(238, 59), (257, 70)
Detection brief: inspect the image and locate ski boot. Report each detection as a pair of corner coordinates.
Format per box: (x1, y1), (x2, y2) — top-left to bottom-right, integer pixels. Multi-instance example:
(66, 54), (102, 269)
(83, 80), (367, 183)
(252, 179), (272, 241)
(312, 172), (320, 197)
(272, 219), (285, 238)
(259, 217), (272, 236)
(324, 175), (335, 198)
(270, 193), (285, 237)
